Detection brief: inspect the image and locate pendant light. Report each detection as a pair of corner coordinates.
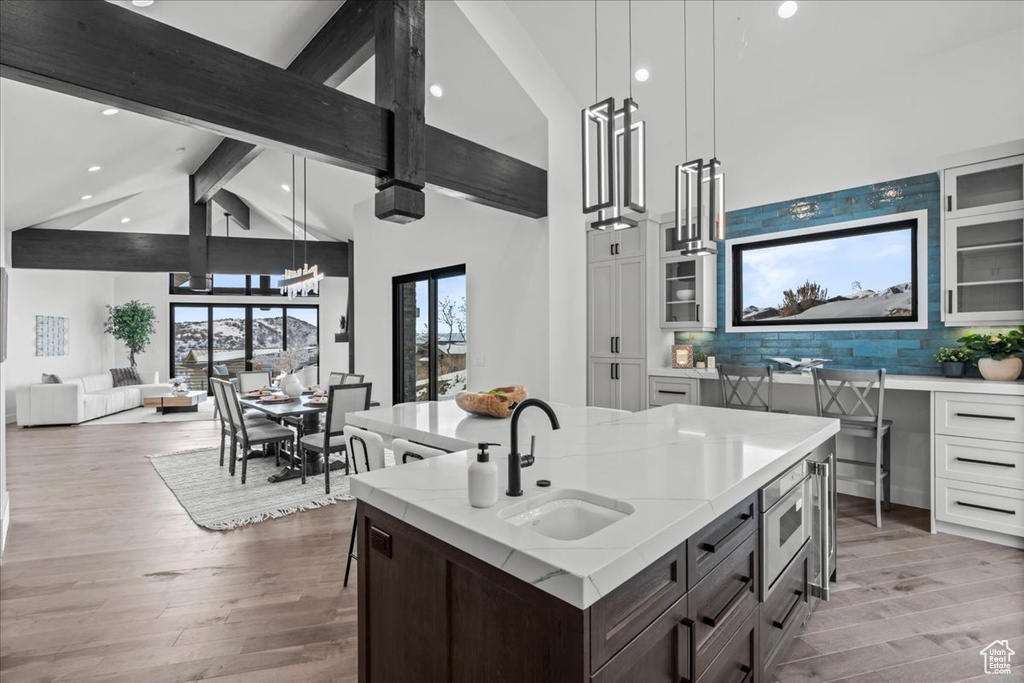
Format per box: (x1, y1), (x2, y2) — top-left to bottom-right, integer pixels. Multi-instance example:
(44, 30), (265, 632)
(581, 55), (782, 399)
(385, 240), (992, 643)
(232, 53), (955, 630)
(279, 157), (324, 299)
(582, 0), (646, 231)
(674, 0), (726, 255)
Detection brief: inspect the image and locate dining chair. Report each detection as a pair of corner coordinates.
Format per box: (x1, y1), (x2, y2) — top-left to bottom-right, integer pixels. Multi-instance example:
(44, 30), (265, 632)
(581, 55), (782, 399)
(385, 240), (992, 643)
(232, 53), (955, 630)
(237, 370), (272, 394)
(223, 381), (295, 484)
(391, 438), (447, 464)
(328, 372), (365, 386)
(718, 364), (775, 413)
(210, 379), (268, 468)
(342, 425), (388, 588)
(812, 367), (891, 528)
(298, 383), (372, 493)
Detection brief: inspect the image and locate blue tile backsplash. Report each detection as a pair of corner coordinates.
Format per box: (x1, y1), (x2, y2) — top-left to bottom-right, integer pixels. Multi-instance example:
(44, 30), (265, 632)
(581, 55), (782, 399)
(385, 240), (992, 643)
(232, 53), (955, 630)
(674, 172), (1016, 376)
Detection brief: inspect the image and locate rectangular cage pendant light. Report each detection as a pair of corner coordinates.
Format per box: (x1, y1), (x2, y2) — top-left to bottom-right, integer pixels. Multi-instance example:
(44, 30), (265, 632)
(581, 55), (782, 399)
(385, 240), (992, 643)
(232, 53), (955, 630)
(583, 98), (646, 231)
(674, 157), (725, 254)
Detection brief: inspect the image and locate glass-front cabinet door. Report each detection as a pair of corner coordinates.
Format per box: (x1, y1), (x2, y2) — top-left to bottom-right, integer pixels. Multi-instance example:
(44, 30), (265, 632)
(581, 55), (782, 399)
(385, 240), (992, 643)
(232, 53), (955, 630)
(945, 155), (1024, 219)
(945, 209), (1024, 324)
(660, 255), (716, 330)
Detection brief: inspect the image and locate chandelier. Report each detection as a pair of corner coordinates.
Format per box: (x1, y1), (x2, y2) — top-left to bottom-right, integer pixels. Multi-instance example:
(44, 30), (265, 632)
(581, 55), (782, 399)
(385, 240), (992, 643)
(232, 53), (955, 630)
(279, 156), (324, 299)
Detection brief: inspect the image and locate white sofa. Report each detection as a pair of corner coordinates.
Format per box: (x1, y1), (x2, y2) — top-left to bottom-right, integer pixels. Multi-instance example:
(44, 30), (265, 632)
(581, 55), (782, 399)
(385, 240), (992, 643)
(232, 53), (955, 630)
(16, 371), (173, 427)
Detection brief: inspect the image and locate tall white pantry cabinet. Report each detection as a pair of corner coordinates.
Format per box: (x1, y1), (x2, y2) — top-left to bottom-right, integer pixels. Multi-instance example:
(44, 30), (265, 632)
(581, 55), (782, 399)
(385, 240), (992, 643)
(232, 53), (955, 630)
(587, 224), (647, 412)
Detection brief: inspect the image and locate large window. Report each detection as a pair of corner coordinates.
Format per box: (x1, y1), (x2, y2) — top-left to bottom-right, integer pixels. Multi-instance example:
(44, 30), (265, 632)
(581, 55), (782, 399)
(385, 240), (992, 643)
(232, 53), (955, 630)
(171, 304), (319, 391)
(393, 266), (467, 404)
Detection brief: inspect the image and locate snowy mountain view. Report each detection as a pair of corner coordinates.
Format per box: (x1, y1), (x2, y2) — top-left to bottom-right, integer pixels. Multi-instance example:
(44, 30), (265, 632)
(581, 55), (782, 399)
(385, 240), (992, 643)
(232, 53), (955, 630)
(743, 283), (913, 321)
(173, 315), (318, 364)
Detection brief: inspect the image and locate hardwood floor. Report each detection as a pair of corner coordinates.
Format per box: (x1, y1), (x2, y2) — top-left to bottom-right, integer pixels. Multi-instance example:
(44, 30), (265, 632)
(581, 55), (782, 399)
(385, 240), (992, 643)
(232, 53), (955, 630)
(1, 420), (1021, 682)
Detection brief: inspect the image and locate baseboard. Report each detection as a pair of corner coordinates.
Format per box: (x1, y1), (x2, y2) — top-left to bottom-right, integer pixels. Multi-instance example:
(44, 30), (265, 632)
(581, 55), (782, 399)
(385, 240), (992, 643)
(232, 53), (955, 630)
(836, 480), (929, 511)
(0, 493), (9, 558)
(935, 520), (1024, 549)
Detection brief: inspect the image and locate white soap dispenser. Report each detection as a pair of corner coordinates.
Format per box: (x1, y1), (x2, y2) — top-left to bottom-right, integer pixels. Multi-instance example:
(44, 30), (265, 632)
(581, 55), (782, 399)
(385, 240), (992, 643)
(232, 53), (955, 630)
(468, 442), (499, 508)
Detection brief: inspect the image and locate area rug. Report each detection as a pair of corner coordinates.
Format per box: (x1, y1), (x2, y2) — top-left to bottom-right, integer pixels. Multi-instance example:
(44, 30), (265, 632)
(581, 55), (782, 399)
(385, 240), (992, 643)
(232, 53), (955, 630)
(149, 446), (356, 530)
(86, 401), (218, 426)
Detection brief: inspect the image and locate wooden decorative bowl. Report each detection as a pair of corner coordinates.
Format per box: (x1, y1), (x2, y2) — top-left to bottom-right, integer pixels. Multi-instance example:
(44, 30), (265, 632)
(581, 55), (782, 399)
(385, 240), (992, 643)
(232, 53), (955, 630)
(455, 386), (528, 419)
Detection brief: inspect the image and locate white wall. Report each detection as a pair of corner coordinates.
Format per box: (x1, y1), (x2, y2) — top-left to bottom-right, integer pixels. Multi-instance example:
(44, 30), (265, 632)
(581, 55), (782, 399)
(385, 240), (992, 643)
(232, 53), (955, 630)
(109, 271), (350, 382)
(4, 269), (116, 421)
(353, 191), (550, 407)
(1, 106), (9, 554)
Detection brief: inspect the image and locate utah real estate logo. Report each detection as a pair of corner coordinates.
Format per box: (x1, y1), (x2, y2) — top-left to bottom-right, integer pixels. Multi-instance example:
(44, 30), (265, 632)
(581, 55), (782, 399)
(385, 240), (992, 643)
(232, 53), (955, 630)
(980, 640), (1015, 675)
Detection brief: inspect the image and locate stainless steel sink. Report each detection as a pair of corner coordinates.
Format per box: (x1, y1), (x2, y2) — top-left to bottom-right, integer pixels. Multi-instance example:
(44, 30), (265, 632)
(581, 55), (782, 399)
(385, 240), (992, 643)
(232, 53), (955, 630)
(499, 489), (634, 541)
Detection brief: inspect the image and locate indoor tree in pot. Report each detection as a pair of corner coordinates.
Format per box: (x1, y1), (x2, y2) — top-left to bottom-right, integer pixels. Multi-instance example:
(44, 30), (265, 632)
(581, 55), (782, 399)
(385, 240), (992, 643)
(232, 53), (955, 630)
(957, 327), (1024, 381)
(934, 347), (974, 378)
(104, 300), (157, 367)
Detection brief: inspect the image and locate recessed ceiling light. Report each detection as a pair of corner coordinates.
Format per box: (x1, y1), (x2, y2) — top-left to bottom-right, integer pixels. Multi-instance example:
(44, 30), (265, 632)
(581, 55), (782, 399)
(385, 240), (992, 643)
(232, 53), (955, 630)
(81, 194), (93, 201)
(101, 108), (119, 116)
(634, 68), (650, 82)
(131, 0), (155, 7)
(778, 1), (798, 18)
(87, 166), (101, 172)
(121, 217), (131, 224)
(281, 184), (291, 192)
(429, 84), (443, 98)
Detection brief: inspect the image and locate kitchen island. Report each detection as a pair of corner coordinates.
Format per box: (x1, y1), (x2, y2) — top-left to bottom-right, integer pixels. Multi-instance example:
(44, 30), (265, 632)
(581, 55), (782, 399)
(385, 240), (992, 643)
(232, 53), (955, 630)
(349, 402), (839, 682)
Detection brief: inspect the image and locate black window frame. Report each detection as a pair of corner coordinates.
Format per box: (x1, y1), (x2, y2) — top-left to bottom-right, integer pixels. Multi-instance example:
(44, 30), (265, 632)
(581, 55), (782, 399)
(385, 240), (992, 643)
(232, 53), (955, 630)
(730, 217), (921, 328)
(169, 302), (320, 392)
(392, 264), (467, 404)
(168, 273), (317, 298)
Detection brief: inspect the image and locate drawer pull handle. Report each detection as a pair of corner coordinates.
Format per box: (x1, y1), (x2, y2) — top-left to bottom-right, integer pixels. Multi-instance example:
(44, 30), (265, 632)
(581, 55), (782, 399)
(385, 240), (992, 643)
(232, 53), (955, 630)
(955, 457), (1016, 469)
(678, 617), (695, 683)
(956, 500), (1016, 516)
(702, 576), (750, 628)
(739, 664), (754, 683)
(955, 412), (1015, 422)
(699, 513), (753, 553)
(660, 390), (688, 396)
(772, 590), (805, 629)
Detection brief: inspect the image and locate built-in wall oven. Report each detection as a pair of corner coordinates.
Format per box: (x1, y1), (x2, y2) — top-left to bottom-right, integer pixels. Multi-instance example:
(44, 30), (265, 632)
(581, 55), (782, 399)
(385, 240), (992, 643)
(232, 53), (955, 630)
(759, 438), (837, 604)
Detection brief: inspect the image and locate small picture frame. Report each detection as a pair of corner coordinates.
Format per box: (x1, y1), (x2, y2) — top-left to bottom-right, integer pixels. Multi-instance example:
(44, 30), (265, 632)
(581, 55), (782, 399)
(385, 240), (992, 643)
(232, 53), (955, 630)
(671, 344), (693, 369)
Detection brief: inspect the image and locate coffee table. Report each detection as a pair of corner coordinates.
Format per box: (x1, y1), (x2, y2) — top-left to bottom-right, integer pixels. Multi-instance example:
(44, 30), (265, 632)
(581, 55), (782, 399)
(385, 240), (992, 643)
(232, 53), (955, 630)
(143, 390), (207, 414)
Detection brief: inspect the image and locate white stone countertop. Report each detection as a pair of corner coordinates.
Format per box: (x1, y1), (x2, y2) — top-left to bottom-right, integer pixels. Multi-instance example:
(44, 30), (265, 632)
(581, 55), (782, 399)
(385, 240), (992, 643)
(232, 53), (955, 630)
(348, 402), (839, 609)
(649, 367), (1024, 396)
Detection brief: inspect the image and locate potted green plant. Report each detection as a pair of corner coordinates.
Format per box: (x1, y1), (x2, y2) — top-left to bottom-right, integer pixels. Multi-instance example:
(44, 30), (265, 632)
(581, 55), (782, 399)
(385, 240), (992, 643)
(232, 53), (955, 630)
(956, 327), (1024, 381)
(694, 351), (708, 369)
(934, 347), (973, 378)
(103, 300), (157, 367)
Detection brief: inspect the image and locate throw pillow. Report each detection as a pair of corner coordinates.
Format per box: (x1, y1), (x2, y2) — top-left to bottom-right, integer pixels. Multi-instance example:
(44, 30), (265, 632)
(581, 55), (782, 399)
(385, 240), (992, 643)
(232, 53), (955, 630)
(110, 367), (141, 387)
(40, 373), (63, 384)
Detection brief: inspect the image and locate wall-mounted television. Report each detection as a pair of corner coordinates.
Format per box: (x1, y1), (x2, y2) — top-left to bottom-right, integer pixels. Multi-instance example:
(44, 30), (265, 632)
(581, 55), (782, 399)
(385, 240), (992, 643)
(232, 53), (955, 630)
(726, 210), (928, 332)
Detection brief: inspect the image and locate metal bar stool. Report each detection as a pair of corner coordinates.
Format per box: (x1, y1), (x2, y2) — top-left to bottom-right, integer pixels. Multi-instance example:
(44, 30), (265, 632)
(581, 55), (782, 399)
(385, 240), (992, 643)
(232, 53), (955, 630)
(342, 425), (388, 588)
(718, 364), (775, 412)
(812, 368), (892, 528)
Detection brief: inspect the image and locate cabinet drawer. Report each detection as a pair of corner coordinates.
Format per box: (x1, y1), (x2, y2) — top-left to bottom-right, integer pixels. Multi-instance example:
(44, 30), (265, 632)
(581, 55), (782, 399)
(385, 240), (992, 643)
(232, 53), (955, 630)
(688, 531), (759, 680)
(687, 493), (758, 589)
(935, 478), (1024, 538)
(761, 543), (809, 676)
(934, 393), (1024, 443)
(936, 435), (1024, 490)
(649, 376), (699, 407)
(591, 542), (688, 672)
(590, 593), (691, 683)
(696, 606), (758, 683)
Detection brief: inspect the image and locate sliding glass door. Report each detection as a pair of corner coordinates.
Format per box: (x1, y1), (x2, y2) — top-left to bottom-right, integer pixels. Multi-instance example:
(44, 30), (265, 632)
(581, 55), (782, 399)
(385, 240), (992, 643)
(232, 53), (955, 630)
(171, 304), (318, 392)
(393, 266), (467, 404)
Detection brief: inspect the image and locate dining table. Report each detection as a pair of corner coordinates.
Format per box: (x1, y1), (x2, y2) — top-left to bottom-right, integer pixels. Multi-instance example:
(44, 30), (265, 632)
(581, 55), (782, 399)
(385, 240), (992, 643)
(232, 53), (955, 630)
(239, 393), (379, 483)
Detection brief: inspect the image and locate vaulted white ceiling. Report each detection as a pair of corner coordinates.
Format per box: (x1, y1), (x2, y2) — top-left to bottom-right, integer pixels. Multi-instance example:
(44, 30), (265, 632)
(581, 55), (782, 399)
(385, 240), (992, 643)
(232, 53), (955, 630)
(2, 0), (1022, 235)
(2, 0), (547, 239)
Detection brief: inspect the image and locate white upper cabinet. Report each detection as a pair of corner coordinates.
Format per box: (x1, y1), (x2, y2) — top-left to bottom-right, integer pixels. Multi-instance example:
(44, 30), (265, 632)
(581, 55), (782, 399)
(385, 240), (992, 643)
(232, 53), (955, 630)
(659, 253), (717, 331)
(944, 155), (1024, 219)
(941, 144), (1024, 326)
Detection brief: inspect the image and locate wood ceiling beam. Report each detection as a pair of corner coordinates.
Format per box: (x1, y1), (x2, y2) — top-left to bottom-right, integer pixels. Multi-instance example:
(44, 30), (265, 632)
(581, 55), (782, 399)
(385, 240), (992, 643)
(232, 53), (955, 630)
(191, 0), (377, 203)
(374, 0), (426, 223)
(0, 0), (548, 219)
(11, 228), (351, 277)
(188, 177), (212, 289)
(211, 189), (250, 231)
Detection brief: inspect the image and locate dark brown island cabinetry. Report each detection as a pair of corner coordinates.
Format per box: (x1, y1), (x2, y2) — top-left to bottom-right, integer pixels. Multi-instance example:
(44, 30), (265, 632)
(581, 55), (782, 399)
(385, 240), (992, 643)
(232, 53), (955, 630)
(358, 489), (812, 683)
